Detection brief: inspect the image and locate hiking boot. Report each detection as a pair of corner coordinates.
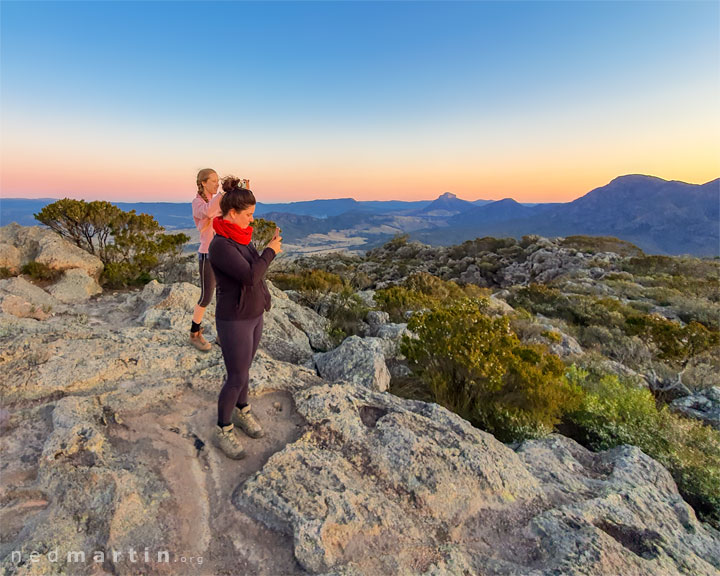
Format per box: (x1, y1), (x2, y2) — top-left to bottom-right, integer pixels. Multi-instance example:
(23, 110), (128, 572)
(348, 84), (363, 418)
(190, 327), (212, 352)
(233, 404), (265, 438)
(213, 423), (245, 459)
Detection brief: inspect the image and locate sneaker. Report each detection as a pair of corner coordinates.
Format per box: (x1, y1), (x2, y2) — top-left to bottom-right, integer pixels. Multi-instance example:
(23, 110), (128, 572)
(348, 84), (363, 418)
(213, 423), (245, 459)
(233, 404), (265, 438)
(190, 327), (212, 352)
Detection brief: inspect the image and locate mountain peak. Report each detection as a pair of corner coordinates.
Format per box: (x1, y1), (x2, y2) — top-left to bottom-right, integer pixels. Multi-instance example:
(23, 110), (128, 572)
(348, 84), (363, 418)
(438, 192), (457, 200)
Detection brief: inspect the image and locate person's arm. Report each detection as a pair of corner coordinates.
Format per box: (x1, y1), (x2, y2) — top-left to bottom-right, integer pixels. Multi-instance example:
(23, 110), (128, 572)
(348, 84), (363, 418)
(211, 240), (276, 286)
(193, 192), (223, 222)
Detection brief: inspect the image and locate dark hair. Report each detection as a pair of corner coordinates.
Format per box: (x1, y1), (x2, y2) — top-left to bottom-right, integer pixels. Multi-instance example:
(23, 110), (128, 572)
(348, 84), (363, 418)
(220, 175), (256, 216)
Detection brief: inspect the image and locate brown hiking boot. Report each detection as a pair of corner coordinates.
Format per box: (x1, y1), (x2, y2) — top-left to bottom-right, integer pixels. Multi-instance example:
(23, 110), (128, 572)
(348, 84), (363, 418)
(213, 423), (246, 459)
(190, 327), (212, 352)
(233, 404), (265, 438)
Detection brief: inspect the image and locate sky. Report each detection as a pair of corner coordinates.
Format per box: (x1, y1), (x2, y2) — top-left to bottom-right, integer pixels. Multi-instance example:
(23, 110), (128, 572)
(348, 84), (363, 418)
(1, 1), (718, 204)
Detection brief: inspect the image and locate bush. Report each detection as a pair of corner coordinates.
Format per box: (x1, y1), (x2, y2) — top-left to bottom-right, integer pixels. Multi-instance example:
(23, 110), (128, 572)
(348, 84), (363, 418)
(269, 269), (345, 294)
(35, 199), (188, 287)
(323, 288), (371, 345)
(566, 366), (720, 528)
(559, 235), (644, 257)
(375, 272), (489, 322)
(20, 261), (62, 282)
(0, 267), (14, 279)
(401, 298), (583, 442)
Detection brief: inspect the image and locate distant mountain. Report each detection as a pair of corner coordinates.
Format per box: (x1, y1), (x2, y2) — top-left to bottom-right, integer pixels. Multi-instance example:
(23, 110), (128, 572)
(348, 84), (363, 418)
(450, 198), (534, 227)
(255, 198), (360, 219)
(414, 175), (719, 256)
(3, 175), (717, 256)
(419, 192), (476, 216)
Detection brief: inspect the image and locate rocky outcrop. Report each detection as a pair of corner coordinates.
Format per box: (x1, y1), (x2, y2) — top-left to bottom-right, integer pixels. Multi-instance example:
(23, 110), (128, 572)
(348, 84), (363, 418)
(0, 277), (61, 319)
(0, 223), (103, 278)
(1, 276), (718, 576)
(314, 335), (390, 392)
(47, 268), (103, 304)
(671, 387), (720, 430)
(237, 382), (720, 575)
(0, 224), (104, 306)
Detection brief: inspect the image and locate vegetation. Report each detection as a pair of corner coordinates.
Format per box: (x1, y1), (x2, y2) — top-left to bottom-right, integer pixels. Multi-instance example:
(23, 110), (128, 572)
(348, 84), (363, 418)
(401, 298), (583, 442)
(566, 366), (720, 527)
(35, 199), (188, 287)
(506, 284), (719, 369)
(559, 235), (644, 257)
(375, 272), (490, 322)
(20, 261), (62, 282)
(270, 268), (345, 294)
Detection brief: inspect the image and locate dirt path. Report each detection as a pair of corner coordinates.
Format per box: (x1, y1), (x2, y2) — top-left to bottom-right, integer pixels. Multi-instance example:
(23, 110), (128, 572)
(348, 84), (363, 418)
(109, 388), (308, 576)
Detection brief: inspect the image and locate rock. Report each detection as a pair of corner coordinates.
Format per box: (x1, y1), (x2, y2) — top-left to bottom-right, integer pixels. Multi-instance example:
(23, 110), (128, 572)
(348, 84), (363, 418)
(47, 268), (103, 304)
(486, 294), (515, 316)
(366, 310), (389, 327)
(516, 435), (720, 576)
(670, 387), (720, 430)
(236, 385), (720, 575)
(0, 223), (104, 278)
(235, 383), (541, 574)
(0, 293), (50, 320)
(1, 272), (719, 576)
(0, 276), (60, 311)
(267, 281), (333, 352)
(355, 290), (376, 308)
(0, 242), (22, 272)
(137, 281), (207, 330)
(314, 336), (390, 392)
(370, 322), (411, 360)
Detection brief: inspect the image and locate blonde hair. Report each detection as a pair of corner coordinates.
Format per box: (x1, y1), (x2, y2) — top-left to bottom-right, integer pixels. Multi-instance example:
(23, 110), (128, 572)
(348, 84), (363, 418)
(196, 168), (217, 202)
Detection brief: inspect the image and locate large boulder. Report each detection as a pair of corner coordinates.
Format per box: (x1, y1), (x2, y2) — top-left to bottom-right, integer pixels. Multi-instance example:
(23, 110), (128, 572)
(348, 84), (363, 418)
(0, 276), (60, 313)
(265, 282), (333, 352)
(0, 223), (103, 279)
(236, 383), (720, 575)
(47, 268), (102, 304)
(670, 387), (720, 430)
(314, 336), (390, 392)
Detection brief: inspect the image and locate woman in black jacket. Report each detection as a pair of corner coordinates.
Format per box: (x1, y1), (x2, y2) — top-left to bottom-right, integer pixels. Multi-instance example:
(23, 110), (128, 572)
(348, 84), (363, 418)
(208, 176), (283, 459)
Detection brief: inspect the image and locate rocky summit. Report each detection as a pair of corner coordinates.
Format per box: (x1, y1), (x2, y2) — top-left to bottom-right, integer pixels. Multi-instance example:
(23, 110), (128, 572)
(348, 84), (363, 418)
(1, 226), (719, 575)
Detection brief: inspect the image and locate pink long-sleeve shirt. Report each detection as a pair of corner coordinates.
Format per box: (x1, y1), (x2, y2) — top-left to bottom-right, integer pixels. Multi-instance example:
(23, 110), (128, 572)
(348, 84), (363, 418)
(192, 192), (223, 254)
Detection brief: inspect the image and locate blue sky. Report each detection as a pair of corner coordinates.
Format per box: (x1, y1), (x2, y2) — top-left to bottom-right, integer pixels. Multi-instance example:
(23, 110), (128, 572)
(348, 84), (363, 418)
(2, 0), (718, 202)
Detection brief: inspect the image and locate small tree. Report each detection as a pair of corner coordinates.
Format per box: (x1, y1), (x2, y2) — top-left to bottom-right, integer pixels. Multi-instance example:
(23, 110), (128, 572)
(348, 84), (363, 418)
(36, 199), (188, 287)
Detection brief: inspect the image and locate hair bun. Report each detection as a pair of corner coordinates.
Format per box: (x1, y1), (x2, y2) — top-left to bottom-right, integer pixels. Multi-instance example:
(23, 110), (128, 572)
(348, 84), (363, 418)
(222, 176), (241, 193)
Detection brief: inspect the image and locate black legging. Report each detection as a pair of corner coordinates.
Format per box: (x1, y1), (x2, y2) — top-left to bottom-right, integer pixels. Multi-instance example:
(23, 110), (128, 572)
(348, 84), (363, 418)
(216, 314), (264, 425)
(197, 254), (216, 308)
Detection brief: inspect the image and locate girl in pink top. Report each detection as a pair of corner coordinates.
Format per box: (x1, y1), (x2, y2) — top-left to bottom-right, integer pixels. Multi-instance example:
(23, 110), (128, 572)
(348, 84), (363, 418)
(190, 168), (226, 351)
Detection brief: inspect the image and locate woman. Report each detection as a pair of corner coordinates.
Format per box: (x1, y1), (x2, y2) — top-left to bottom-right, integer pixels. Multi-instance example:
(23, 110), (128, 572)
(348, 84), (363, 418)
(208, 176), (282, 459)
(189, 168), (224, 351)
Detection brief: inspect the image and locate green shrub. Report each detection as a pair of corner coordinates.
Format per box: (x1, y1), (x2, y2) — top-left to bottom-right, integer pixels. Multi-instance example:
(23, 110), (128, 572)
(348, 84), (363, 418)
(21, 261), (61, 281)
(401, 298), (583, 442)
(1, 267), (17, 279)
(376, 272), (489, 322)
(269, 268), (345, 294)
(323, 288), (371, 345)
(566, 366), (720, 528)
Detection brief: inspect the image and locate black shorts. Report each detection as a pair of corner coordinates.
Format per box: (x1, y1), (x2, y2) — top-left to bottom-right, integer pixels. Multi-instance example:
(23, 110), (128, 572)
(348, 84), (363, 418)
(197, 253), (216, 308)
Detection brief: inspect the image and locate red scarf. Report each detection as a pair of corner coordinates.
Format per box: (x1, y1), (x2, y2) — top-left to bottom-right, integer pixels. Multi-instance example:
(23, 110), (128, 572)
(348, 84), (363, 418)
(213, 217), (253, 245)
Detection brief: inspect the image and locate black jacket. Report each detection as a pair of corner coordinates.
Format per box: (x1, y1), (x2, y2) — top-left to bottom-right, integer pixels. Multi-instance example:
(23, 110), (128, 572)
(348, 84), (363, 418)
(208, 235), (276, 320)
